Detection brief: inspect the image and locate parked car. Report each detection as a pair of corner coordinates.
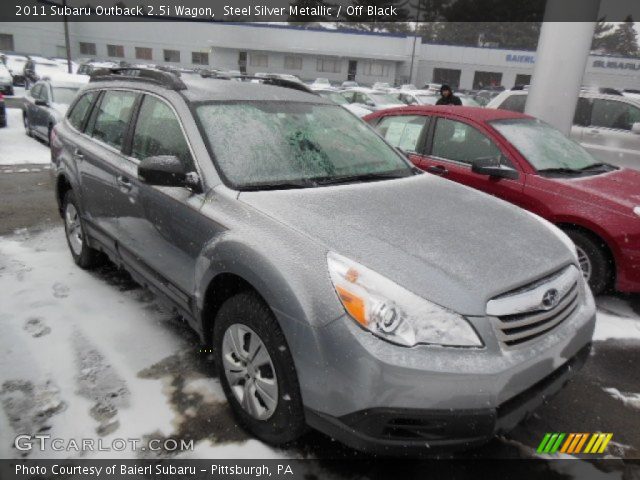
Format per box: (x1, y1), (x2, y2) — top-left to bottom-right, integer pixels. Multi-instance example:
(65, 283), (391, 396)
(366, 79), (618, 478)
(76, 60), (119, 76)
(0, 92), (6, 128)
(310, 77), (331, 88)
(0, 62), (14, 95)
(2, 53), (28, 86)
(366, 105), (640, 294)
(50, 57), (79, 74)
(340, 87), (404, 112)
(340, 80), (358, 88)
(23, 56), (65, 89)
(393, 90), (438, 106)
(24, 73), (89, 144)
(487, 90), (640, 170)
(372, 82), (392, 91)
(313, 88), (371, 117)
(51, 67), (595, 454)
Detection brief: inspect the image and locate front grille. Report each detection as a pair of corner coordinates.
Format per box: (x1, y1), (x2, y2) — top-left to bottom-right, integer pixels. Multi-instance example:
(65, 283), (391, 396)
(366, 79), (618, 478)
(487, 266), (581, 347)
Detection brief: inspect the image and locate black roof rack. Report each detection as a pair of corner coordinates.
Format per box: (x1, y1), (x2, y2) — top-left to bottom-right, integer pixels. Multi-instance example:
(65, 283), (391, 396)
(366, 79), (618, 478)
(231, 75), (313, 94)
(89, 67), (187, 90)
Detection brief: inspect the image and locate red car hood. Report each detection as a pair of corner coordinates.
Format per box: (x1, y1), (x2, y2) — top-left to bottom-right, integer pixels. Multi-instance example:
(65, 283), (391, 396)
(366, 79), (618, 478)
(556, 168), (640, 211)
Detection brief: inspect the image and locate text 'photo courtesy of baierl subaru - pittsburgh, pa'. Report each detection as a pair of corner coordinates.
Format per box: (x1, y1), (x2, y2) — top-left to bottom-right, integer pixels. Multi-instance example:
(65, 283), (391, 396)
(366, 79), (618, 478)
(0, 1), (640, 479)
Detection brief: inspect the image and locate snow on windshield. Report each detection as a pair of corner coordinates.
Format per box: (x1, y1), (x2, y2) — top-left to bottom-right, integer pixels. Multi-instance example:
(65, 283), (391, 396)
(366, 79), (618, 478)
(196, 102), (408, 188)
(491, 118), (598, 170)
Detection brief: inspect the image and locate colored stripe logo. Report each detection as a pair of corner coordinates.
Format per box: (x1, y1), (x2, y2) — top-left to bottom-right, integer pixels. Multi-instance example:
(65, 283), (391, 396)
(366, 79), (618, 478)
(537, 433), (613, 454)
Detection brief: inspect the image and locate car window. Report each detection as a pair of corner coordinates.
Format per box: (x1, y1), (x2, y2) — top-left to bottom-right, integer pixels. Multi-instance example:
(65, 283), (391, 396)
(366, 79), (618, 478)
(432, 118), (505, 166)
(498, 94), (526, 113)
(590, 99), (640, 130)
(376, 115), (427, 153)
(340, 91), (354, 103)
(132, 95), (193, 168)
(68, 91), (97, 131)
(87, 90), (138, 150)
(52, 87), (80, 105)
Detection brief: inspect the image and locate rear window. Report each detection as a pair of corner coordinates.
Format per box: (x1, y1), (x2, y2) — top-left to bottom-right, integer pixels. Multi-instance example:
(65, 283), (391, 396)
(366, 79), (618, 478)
(498, 94), (527, 113)
(68, 91), (97, 131)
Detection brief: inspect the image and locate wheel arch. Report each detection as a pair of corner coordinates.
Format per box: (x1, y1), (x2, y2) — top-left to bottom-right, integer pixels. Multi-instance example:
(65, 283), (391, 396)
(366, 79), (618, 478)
(55, 172), (73, 216)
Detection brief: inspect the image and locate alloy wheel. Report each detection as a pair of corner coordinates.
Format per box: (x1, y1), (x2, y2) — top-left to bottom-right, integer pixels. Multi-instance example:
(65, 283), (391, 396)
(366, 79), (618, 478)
(576, 245), (592, 282)
(64, 203), (83, 256)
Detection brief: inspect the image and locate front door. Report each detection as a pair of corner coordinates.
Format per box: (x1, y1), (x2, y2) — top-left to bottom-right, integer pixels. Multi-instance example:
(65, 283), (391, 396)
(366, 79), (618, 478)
(348, 60), (357, 81)
(421, 117), (526, 206)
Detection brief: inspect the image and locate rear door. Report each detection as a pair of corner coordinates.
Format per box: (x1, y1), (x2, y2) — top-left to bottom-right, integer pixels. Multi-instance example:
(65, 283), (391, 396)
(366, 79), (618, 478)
(77, 89), (141, 249)
(580, 97), (640, 169)
(421, 116), (526, 206)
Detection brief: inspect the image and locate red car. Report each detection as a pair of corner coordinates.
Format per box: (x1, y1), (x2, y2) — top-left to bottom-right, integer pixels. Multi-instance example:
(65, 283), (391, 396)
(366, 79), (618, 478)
(365, 106), (640, 295)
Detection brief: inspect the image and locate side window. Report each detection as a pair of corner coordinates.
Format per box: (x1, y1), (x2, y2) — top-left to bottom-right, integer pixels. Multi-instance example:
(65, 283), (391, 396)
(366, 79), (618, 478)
(376, 115), (428, 153)
(574, 97), (592, 126)
(431, 118), (507, 166)
(340, 91), (354, 103)
(68, 91), (97, 131)
(499, 94), (526, 113)
(590, 99), (639, 131)
(131, 95), (193, 168)
(87, 90), (138, 150)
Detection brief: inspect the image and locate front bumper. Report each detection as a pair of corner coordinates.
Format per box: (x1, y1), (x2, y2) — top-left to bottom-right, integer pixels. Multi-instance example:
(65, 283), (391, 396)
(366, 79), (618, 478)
(285, 285), (595, 454)
(306, 343), (591, 455)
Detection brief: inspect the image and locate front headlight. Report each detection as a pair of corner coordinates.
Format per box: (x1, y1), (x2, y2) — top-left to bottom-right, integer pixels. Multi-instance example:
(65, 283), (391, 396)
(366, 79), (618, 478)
(327, 252), (482, 347)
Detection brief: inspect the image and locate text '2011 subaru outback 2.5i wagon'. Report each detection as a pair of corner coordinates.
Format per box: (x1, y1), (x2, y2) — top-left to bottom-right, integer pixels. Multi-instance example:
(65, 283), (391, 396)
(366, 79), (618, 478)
(51, 68), (595, 455)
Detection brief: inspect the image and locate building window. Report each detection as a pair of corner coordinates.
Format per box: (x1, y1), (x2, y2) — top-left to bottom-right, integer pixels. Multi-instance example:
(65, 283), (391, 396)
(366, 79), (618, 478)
(250, 52), (268, 68)
(163, 49), (180, 63)
(363, 61), (389, 77)
(284, 55), (302, 70)
(473, 71), (503, 90)
(514, 74), (531, 88)
(107, 44), (125, 58)
(192, 51), (209, 65)
(79, 42), (96, 56)
(432, 68), (462, 88)
(135, 47), (153, 61)
(316, 57), (341, 73)
(0, 33), (14, 51)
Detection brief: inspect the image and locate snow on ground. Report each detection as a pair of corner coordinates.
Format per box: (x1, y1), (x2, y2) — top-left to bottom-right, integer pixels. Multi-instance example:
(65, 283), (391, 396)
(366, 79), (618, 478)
(603, 387), (640, 411)
(0, 108), (51, 165)
(0, 228), (287, 459)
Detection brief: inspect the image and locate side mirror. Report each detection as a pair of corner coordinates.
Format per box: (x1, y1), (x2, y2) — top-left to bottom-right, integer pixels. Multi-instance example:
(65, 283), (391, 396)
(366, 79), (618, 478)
(34, 99), (48, 107)
(471, 157), (519, 180)
(632, 122), (640, 134)
(138, 155), (199, 190)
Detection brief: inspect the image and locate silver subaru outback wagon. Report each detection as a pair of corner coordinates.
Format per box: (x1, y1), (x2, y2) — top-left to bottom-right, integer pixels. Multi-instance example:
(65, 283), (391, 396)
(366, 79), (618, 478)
(51, 68), (596, 455)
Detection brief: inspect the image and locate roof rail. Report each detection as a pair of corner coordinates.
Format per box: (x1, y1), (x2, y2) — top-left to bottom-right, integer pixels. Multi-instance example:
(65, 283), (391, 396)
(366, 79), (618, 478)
(231, 75), (313, 94)
(89, 67), (187, 90)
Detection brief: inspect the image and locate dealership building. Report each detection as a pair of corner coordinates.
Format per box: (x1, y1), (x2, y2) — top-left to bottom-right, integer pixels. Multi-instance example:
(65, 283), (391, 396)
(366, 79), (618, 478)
(1, 21), (639, 90)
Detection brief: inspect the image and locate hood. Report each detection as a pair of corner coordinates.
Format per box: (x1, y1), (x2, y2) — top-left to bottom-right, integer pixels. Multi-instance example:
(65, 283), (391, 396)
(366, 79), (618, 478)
(239, 174), (575, 316)
(555, 168), (640, 212)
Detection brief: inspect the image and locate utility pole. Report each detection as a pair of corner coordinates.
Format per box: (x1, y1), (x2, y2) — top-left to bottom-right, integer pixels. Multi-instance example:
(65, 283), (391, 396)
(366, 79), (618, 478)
(408, 0), (422, 85)
(63, 0), (72, 73)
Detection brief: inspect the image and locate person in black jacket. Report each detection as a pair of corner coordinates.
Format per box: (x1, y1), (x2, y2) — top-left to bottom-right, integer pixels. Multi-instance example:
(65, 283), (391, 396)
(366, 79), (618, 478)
(436, 84), (462, 106)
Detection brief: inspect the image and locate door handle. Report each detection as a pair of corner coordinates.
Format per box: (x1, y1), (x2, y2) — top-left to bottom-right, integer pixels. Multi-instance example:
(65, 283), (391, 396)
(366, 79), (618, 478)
(116, 175), (133, 191)
(427, 165), (449, 176)
(73, 148), (84, 160)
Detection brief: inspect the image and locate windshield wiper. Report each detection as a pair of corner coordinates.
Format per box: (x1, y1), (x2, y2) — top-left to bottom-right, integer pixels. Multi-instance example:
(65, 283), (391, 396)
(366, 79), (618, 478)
(239, 179), (319, 191)
(576, 162), (616, 171)
(315, 169), (415, 186)
(537, 167), (582, 175)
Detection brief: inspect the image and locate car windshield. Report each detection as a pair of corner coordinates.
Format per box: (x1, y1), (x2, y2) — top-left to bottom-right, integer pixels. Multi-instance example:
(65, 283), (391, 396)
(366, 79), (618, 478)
(491, 118), (599, 171)
(196, 102), (413, 190)
(369, 93), (399, 104)
(52, 86), (80, 105)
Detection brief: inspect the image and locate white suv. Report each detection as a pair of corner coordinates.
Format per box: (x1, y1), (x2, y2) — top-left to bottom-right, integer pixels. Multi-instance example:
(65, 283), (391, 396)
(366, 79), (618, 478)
(487, 90), (640, 170)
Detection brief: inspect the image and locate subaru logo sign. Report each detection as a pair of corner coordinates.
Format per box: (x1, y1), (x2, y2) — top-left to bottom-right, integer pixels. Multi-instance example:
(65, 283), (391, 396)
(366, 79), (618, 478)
(542, 289), (559, 310)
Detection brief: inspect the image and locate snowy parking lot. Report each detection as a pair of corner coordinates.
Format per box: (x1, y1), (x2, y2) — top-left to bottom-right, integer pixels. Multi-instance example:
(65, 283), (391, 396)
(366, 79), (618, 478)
(1, 112), (640, 471)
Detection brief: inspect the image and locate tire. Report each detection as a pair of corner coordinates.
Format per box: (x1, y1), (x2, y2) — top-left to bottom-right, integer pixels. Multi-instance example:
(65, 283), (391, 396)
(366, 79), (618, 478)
(564, 228), (612, 295)
(213, 292), (307, 445)
(48, 125), (53, 145)
(62, 190), (102, 269)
